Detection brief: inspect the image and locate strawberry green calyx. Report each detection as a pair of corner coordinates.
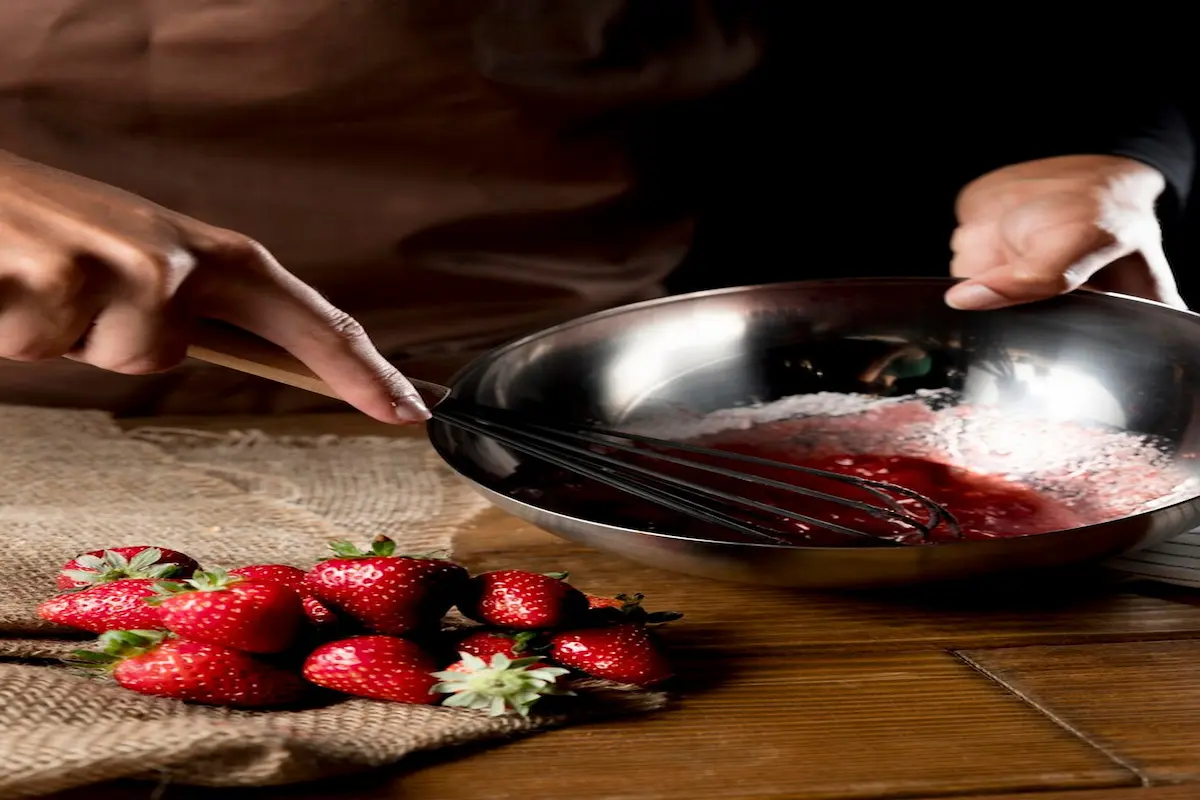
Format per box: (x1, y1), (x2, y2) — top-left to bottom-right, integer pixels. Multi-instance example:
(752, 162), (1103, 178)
(431, 652), (572, 717)
(507, 631), (539, 654)
(68, 629), (170, 668)
(146, 568), (243, 604)
(60, 548), (185, 588)
(325, 536), (450, 561)
(543, 571), (569, 581)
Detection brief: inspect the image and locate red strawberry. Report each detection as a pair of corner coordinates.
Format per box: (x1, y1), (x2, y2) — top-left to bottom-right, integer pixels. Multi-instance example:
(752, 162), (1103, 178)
(149, 569), (304, 654)
(461, 570), (588, 630)
(38, 578), (174, 633)
(230, 564), (339, 628)
(302, 635), (439, 704)
(73, 629), (307, 708)
(583, 593), (684, 626)
(229, 564), (307, 591)
(453, 629), (549, 668)
(550, 623), (674, 687)
(432, 651), (570, 717)
(303, 537), (468, 635)
(57, 546), (199, 590)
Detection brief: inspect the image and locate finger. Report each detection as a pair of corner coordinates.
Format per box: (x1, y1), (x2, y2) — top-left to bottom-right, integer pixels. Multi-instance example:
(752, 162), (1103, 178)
(0, 252), (102, 360)
(187, 231), (429, 424)
(945, 223), (1129, 311)
(72, 301), (190, 374)
(948, 223), (1004, 278)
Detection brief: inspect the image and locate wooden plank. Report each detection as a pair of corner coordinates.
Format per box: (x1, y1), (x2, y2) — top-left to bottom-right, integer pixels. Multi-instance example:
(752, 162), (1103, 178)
(387, 650), (1131, 800)
(961, 639), (1200, 785)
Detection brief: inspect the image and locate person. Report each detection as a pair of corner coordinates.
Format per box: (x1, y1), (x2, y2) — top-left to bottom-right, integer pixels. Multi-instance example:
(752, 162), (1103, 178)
(0, 3), (1192, 423)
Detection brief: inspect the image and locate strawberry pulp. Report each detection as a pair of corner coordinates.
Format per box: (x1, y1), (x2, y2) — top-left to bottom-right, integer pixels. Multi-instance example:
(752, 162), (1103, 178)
(688, 446), (1085, 545)
(508, 441), (1086, 547)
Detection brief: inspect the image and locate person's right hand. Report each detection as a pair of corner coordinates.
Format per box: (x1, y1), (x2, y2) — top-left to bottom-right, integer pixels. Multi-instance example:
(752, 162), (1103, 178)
(0, 150), (429, 423)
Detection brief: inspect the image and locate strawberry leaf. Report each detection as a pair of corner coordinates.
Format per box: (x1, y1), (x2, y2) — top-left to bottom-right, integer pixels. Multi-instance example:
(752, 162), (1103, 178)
(543, 572), (569, 581)
(183, 569), (241, 593)
(94, 629), (170, 659)
(72, 554), (106, 571)
(431, 651), (572, 717)
(327, 540), (365, 558)
(145, 563), (185, 579)
(60, 569), (104, 584)
(66, 650), (121, 668)
(125, 548), (163, 572)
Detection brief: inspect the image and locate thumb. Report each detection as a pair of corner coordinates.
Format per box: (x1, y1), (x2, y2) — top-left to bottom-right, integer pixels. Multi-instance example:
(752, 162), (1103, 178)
(945, 223), (1128, 311)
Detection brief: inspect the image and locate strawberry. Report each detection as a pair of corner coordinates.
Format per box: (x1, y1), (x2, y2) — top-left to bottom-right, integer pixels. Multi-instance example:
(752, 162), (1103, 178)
(73, 629), (307, 708)
(587, 594), (625, 610)
(57, 546), (199, 590)
(550, 623), (674, 687)
(583, 593), (684, 626)
(230, 564), (339, 628)
(461, 570), (588, 630)
(303, 537), (468, 635)
(229, 563), (307, 591)
(302, 635), (439, 704)
(454, 629), (546, 666)
(432, 652), (571, 717)
(149, 569), (304, 654)
(38, 578), (174, 633)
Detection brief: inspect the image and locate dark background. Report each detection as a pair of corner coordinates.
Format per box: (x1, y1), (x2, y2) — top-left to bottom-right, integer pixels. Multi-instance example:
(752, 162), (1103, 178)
(654, 38), (1200, 304)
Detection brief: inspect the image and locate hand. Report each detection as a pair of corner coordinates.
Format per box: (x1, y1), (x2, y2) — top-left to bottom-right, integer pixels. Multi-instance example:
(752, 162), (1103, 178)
(0, 151), (428, 423)
(945, 155), (1185, 311)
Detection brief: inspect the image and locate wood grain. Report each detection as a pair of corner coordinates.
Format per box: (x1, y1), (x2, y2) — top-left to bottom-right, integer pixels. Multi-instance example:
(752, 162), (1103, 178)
(961, 639), (1200, 785)
(390, 650), (1131, 800)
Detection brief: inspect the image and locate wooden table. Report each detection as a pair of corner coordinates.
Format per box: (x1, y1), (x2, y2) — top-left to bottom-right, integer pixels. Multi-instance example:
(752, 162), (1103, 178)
(53, 413), (1200, 800)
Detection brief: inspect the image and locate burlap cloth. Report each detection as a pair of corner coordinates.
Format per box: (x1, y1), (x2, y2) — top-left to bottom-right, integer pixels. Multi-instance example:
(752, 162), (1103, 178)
(0, 407), (665, 799)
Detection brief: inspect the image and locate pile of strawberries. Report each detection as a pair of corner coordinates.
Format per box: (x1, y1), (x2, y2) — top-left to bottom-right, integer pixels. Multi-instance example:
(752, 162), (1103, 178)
(38, 537), (681, 715)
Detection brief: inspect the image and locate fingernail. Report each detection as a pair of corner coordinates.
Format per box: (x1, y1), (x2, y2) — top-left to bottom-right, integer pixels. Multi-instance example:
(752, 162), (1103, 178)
(945, 283), (1008, 311)
(393, 396), (432, 423)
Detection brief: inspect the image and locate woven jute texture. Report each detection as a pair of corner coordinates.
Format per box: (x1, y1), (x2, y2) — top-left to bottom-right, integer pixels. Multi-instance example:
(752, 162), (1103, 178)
(0, 407), (665, 799)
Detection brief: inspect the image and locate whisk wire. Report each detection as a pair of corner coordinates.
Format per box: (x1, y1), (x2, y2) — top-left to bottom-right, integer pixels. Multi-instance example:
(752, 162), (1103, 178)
(434, 398), (961, 547)
(436, 408), (803, 546)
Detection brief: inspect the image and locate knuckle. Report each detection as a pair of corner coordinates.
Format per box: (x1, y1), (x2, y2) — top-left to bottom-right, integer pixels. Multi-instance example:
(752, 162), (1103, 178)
(194, 229), (266, 264)
(324, 310), (369, 346)
(120, 247), (195, 305)
(24, 262), (81, 303)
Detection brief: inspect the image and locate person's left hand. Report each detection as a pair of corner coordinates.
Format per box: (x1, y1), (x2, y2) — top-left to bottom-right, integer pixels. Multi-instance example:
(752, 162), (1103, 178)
(945, 154), (1185, 310)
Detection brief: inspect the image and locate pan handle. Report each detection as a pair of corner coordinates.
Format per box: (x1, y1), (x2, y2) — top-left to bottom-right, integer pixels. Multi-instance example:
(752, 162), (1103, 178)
(186, 320), (451, 407)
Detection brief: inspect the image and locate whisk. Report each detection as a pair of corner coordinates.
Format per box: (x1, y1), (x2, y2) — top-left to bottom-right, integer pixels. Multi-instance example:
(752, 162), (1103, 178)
(187, 324), (961, 548)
